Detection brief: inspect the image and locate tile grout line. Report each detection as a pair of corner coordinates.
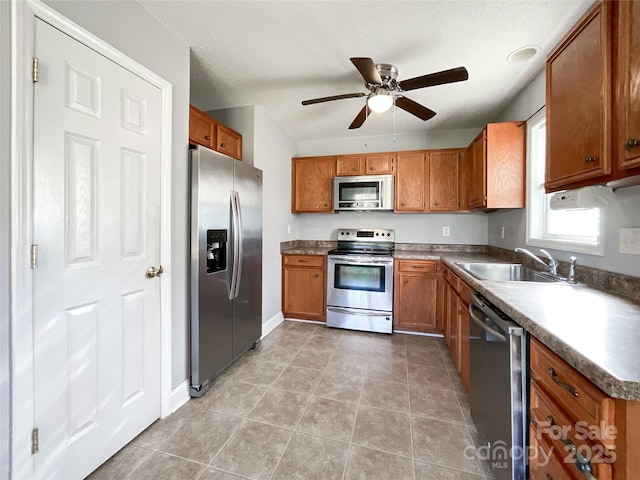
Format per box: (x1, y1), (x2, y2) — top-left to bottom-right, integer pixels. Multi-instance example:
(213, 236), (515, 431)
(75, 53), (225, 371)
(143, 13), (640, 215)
(267, 328), (342, 480)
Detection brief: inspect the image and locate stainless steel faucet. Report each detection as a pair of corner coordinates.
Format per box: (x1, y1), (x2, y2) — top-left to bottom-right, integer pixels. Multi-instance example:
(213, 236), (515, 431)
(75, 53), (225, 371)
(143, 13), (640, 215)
(514, 248), (559, 275)
(568, 256), (578, 284)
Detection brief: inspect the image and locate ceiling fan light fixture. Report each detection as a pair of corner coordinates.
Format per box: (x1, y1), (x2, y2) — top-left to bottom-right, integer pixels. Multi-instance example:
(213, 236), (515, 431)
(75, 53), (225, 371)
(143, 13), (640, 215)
(367, 92), (393, 113)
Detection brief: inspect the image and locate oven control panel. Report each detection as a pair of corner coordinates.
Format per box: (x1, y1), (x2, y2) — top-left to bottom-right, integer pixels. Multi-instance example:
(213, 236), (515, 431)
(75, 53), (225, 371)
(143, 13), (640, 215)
(336, 228), (395, 242)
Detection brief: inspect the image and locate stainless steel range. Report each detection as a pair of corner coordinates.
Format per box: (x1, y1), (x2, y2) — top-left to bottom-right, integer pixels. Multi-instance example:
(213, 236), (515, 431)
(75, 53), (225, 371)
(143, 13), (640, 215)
(326, 228), (395, 334)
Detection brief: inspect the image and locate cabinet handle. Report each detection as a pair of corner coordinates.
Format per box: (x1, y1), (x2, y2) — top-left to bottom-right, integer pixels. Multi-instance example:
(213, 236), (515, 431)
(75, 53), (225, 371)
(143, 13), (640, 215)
(546, 415), (595, 479)
(411, 265), (425, 269)
(220, 143), (226, 148)
(352, 167), (357, 171)
(369, 166), (374, 171)
(324, 203), (328, 207)
(401, 203), (406, 206)
(297, 259), (308, 263)
(314, 274), (320, 278)
(626, 139), (640, 149)
(403, 279), (409, 284)
(547, 367), (579, 397)
(434, 201), (439, 206)
(546, 474), (553, 480)
(584, 155), (597, 163)
(205, 135), (211, 140)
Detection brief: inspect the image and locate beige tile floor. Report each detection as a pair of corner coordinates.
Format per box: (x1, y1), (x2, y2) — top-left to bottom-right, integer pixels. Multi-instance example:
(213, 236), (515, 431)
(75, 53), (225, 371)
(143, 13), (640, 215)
(88, 320), (491, 480)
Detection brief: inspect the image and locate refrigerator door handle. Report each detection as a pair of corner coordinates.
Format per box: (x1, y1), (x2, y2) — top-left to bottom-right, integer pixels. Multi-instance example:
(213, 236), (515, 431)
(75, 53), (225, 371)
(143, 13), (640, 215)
(229, 191), (240, 300)
(233, 191), (243, 299)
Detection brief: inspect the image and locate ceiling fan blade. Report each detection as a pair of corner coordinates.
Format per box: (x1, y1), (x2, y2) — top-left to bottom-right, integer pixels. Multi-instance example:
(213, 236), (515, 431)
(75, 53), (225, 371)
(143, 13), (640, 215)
(302, 92), (366, 106)
(350, 57), (383, 85)
(395, 96), (436, 121)
(348, 105), (371, 129)
(398, 67), (469, 92)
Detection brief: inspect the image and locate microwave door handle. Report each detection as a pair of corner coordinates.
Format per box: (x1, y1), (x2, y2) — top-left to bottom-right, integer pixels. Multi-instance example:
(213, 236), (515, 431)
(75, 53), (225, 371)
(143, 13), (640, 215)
(469, 304), (507, 342)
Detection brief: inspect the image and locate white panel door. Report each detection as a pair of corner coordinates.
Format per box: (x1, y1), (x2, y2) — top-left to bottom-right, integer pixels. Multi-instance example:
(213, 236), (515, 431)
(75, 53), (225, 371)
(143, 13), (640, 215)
(32, 19), (162, 479)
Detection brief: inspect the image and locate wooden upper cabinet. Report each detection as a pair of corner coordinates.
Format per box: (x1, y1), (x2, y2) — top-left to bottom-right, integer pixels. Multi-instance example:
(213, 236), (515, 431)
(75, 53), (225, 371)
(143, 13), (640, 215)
(469, 132), (486, 209)
(468, 122), (525, 210)
(546, 1), (612, 192)
(189, 105), (243, 160)
(216, 124), (242, 160)
(429, 150), (460, 211)
(336, 155), (364, 176)
(616, 0), (640, 171)
(291, 156), (335, 213)
(395, 152), (425, 212)
(189, 105), (215, 149)
(365, 154), (395, 174)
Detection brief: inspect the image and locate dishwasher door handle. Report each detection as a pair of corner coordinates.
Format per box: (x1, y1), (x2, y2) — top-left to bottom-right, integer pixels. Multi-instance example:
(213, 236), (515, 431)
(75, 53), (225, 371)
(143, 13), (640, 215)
(469, 303), (507, 342)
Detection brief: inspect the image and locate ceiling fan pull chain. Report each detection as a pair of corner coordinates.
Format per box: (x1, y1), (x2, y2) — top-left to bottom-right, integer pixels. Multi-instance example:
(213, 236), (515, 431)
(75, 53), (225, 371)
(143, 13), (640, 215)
(393, 97), (396, 143)
(364, 100), (368, 147)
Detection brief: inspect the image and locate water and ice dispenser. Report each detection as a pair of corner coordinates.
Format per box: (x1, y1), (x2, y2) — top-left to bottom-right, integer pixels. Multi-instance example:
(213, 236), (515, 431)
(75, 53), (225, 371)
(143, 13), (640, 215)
(206, 229), (227, 273)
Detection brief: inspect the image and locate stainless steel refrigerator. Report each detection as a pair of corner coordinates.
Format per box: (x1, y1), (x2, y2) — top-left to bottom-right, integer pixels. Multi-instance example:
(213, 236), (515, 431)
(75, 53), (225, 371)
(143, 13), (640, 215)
(189, 145), (262, 397)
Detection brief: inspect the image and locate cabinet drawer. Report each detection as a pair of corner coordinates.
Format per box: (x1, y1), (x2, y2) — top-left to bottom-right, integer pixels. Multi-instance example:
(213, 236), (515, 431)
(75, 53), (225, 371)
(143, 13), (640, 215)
(443, 267), (459, 290)
(530, 338), (614, 430)
(283, 255), (325, 267)
(457, 281), (472, 307)
(531, 382), (615, 476)
(397, 260), (437, 273)
(529, 424), (583, 480)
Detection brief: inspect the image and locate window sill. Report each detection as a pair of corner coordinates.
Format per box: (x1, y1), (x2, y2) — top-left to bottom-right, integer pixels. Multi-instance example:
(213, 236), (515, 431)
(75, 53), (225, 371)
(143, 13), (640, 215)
(526, 236), (604, 256)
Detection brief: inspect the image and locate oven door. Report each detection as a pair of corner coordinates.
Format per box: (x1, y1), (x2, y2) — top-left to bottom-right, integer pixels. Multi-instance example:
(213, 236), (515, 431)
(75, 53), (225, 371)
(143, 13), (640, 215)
(327, 255), (393, 312)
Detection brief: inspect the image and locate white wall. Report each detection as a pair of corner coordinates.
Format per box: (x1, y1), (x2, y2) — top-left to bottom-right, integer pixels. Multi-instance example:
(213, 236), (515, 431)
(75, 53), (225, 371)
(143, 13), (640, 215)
(42, 0), (191, 387)
(1, 1), (12, 475)
(206, 106), (300, 323)
(490, 70), (640, 277)
(297, 128), (488, 243)
(298, 129), (479, 156)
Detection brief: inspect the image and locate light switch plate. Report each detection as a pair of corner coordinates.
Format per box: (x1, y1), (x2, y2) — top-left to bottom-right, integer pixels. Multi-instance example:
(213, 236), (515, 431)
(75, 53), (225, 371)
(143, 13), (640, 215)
(619, 227), (640, 255)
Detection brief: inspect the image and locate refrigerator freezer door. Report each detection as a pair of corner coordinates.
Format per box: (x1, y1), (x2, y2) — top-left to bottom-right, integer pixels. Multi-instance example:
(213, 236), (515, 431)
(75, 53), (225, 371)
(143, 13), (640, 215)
(233, 161), (263, 356)
(190, 147), (235, 394)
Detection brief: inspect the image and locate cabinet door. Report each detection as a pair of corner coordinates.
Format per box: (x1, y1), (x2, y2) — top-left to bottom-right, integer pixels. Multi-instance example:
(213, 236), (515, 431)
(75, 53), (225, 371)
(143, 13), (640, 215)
(546, 2), (612, 191)
(189, 105), (215, 149)
(282, 265), (325, 321)
(429, 150), (459, 211)
(617, 0), (640, 170)
(395, 152), (425, 212)
(336, 155), (364, 176)
(291, 157), (335, 213)
(365, 154), (394, 174)
(393, 271), (438, 333)
(216, 124), (242, 160)
(469, 132), (486, 209)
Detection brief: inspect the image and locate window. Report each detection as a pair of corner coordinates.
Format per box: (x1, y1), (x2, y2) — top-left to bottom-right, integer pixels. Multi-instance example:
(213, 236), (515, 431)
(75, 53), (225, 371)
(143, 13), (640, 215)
(525, 108), (604, 255)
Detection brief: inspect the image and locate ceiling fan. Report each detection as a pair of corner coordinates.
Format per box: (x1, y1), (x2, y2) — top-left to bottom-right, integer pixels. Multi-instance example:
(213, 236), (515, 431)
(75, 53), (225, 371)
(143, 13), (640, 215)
(301, 57), (469, 129)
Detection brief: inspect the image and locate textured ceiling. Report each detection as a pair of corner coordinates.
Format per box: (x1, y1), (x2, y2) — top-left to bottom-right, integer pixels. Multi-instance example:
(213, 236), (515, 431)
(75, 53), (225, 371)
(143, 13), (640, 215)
(139, 0), (594, 141)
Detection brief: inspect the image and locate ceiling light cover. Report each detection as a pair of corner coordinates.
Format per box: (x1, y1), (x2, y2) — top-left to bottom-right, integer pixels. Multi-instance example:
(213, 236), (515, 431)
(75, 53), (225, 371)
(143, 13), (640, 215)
(507, 45), (540, 63)
(368, 93), (393, 113)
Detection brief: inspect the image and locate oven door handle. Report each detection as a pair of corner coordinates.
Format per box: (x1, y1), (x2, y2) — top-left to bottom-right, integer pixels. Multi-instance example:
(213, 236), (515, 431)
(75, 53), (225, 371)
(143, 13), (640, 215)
(328, 257), (393, 266)
(327, 307), (389, 317)
(469, 303), (507, 342)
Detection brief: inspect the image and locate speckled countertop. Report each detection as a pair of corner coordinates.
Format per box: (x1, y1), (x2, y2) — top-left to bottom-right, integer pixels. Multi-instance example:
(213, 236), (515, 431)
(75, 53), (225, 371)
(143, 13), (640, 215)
(282, 245), (640, 401)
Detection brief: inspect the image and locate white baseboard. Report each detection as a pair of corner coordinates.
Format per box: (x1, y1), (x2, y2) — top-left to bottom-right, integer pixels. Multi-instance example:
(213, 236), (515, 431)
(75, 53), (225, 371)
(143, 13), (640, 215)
(262, 311), (284, 338)
(170, 380), (190, 414)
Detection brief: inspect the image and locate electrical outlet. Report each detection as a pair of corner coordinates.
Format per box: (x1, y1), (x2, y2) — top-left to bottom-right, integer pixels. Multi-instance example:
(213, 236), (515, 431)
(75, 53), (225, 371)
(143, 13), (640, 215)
(620, 227), (640, 255)
(442, 226), (450, 237)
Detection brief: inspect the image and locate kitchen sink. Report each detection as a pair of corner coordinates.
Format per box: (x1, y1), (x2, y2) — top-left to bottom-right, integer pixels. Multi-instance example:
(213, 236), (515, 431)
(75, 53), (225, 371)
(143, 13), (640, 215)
(455, 262), (565, 283)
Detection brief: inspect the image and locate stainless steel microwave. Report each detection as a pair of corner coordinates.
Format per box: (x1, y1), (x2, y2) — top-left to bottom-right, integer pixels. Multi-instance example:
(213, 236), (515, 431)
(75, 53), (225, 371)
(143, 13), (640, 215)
(333, 174), (394, 211)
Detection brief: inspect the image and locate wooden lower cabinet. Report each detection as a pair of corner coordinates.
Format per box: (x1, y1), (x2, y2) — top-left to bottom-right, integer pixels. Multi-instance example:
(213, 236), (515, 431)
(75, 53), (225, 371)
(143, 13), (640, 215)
(443, 264), (471, 393)
(282, 254), (326, 322)
(393, 259), (439, 333)
(529, 337), (640, 480)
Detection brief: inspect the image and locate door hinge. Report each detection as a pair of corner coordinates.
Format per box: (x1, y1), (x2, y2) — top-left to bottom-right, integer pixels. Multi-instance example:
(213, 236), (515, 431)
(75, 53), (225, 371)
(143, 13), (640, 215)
(32, 57), (39, 83)
(30, 244), (38, 269)
(31, 428), (39, 454)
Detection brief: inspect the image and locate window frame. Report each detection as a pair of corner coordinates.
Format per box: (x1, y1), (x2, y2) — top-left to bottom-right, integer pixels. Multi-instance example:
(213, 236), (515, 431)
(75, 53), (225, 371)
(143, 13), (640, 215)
(525, 108), (605, 256)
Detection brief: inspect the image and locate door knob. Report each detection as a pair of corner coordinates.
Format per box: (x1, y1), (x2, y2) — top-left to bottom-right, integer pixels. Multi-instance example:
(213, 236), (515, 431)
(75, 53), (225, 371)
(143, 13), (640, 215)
(146, 265), (164, 278)
(627, 139), (640, 149)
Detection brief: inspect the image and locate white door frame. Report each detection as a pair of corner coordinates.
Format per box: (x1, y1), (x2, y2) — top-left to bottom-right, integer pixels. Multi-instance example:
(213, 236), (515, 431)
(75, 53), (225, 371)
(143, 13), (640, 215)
(10, 1), (173, 478)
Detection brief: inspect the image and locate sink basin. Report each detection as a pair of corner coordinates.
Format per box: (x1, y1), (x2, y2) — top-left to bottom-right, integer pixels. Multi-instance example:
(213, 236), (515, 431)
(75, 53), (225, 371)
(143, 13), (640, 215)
(455, 262), (564, 283)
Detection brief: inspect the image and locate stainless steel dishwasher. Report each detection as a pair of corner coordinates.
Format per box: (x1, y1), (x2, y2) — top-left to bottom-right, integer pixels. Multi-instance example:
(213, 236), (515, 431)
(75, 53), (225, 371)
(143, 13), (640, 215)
(469, 292), (527, 480)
